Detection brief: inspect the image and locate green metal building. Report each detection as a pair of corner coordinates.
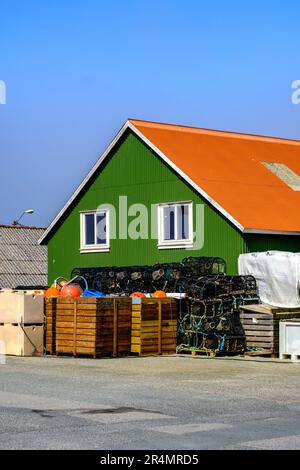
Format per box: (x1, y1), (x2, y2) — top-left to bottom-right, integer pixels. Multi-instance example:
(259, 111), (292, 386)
(39, 119), (300, 283)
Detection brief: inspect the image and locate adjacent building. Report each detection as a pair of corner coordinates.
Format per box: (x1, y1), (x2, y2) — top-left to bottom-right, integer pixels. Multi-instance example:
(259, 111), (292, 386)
(0, 225), (47, 288)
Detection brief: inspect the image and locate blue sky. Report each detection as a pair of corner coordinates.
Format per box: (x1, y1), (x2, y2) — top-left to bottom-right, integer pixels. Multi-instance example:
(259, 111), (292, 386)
(0, 0), (300, 226)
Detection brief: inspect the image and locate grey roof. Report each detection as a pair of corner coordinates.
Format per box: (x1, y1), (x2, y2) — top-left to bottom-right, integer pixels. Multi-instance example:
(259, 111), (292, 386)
(0, 226), (48, 288)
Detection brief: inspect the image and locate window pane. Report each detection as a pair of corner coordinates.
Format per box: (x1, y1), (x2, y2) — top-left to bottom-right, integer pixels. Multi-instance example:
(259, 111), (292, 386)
(163, 206), (175, 240)
(96, 212), (107, 244)
(176, 205), (189, 240)
(85, 214), (95, 245)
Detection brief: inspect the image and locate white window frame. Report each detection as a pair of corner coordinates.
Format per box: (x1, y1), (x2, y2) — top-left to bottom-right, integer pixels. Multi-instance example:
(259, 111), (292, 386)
(157, 201), (193, 249)
(80, 209), (110, 253)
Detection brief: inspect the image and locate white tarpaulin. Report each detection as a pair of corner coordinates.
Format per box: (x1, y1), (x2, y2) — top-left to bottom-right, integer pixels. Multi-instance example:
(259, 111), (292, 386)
(238, 251), (300, 308)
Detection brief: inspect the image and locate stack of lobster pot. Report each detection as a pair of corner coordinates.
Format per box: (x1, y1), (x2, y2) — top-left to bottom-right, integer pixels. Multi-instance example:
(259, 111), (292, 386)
(0, 291), (44, 356)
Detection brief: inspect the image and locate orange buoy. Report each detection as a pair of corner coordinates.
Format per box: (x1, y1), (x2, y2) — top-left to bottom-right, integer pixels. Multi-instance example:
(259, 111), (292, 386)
(130, 292), (146, 298)
(60, 284), (81, 297)
(44, 286), (61, 298)
(152, 290), (167, 298)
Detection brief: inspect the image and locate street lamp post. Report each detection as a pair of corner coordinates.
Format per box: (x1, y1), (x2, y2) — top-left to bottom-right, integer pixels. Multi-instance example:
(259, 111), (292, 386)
(12, 209), (34, 226)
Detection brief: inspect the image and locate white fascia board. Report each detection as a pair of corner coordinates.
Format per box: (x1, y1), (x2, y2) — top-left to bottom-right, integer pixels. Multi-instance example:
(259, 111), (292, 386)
(38, 121), (130, 244)
(243, 228), (300, 236)
(128, 122), (245, 233)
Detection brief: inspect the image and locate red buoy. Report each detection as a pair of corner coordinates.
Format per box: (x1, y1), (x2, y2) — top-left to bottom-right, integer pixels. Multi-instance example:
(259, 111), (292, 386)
(60, 284), (81, 298)
(130, 292), (146, 298)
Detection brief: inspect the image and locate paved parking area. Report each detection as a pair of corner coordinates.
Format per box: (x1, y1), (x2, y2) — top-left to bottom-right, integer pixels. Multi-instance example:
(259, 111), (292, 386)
(0, 355), (299, 449)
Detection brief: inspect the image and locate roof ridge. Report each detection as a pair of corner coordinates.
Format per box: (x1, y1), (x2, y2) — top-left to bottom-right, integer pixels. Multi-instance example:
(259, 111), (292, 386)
(129, 119), (300, 146)
(0, 225), (47, 230)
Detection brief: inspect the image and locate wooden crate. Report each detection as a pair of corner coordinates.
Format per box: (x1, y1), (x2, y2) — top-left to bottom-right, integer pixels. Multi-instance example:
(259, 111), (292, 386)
(240, 304), (300, 356)
(131, 298), (177, 356)
(45, 297), (132, 358)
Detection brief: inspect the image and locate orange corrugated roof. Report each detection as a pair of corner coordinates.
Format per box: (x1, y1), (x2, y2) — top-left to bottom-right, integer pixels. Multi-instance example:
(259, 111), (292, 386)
(129, 119), (300, 233)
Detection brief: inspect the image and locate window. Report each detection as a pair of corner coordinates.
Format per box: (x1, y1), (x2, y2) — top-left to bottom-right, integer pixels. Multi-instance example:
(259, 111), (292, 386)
(158, 202), (193, 249)
(261, 162), (300, 191)
(80, 210), (110, 252)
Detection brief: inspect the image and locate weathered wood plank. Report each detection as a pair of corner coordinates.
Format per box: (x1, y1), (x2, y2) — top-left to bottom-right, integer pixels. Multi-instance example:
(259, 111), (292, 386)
(240, 314), (273, 320)
(242, 330), (273, 337)
(241, 320), (274, 326)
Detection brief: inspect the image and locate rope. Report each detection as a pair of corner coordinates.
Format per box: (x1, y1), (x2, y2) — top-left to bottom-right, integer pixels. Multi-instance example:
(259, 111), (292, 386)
(19, 323), (43, 355)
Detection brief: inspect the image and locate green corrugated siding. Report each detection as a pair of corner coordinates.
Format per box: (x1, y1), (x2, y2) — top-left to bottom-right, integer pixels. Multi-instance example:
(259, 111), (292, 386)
(46, 130), (300, 283)
(244, 234), (300, 253)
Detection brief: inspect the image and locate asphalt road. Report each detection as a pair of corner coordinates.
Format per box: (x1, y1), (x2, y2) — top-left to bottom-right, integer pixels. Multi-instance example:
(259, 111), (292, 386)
(0, 355), (299, 450)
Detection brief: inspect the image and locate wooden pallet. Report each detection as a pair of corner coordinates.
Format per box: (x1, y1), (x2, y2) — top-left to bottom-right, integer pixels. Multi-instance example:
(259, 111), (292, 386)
(131, 298), (177, 356)
(279, 353), (300, 361)
(240, 304), (300, 356)
(45, 297), (132, 358)
(177, 348), (218, 357)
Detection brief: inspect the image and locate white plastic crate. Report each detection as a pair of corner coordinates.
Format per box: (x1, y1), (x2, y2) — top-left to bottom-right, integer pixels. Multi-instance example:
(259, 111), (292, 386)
(0, 292), (43, 324)
(279, 320), (300, 361)
(0, 324), (44, 356)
